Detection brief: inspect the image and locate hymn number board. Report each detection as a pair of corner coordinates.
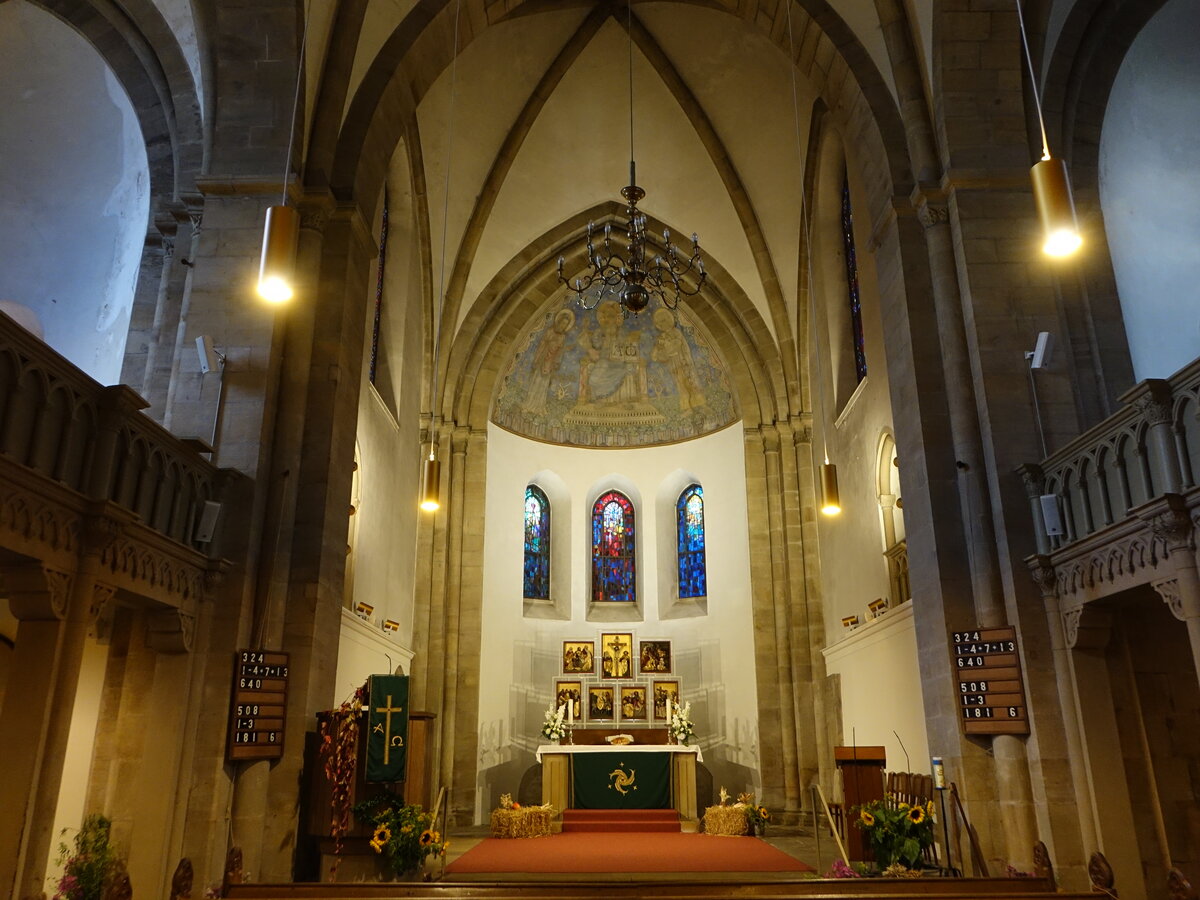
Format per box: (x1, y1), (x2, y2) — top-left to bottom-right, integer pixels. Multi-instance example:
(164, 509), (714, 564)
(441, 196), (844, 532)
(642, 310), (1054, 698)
(952, 626), (1030, 735)
(227, 650), (289, 760)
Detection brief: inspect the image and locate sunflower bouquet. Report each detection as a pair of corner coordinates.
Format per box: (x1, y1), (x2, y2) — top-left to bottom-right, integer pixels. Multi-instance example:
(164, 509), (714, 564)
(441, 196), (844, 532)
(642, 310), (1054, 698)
(854, 796), (936, 870)
(354, 792), (448, 878)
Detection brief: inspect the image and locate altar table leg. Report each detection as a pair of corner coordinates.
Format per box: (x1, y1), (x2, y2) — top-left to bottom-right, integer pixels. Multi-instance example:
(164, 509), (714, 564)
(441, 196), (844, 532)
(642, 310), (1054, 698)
(541, 754), (568, 832)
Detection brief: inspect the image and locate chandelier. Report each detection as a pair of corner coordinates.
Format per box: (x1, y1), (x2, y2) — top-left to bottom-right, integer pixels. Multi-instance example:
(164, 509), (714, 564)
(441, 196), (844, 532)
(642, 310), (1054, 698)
(555, 2), (706, 315)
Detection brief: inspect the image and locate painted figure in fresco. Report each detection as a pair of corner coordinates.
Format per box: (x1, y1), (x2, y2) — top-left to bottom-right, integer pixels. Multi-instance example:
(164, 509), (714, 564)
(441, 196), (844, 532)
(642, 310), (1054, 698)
(651, 308), (706, 411)
(525, 308), (575, 409)
(577, 302), (647, 405)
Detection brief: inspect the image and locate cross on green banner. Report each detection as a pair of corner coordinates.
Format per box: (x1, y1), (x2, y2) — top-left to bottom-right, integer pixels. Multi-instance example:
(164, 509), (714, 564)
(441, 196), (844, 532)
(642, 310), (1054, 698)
(366, 675), (409, 783)
(572, 752), (671, 809)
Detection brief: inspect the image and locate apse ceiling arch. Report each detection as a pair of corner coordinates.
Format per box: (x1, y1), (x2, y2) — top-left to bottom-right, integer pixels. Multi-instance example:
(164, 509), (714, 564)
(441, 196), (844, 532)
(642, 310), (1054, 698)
(443, 204), (789, 436)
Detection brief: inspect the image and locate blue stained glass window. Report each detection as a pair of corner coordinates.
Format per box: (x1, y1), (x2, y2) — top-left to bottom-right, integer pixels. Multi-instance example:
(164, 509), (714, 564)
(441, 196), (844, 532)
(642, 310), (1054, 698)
(842, 174), (867, 383)
(523, 485), (550, 599)
(677, 484), (707, 598)
(592, 491), (635, 603)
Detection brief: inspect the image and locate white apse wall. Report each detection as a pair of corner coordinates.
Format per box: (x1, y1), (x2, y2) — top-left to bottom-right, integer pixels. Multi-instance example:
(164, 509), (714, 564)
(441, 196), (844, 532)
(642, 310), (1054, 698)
(476, 421), (760, 822)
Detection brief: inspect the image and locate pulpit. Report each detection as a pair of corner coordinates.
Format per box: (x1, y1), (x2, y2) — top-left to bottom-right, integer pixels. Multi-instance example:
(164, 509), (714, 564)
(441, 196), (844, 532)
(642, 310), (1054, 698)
(834, 745), (885, 862)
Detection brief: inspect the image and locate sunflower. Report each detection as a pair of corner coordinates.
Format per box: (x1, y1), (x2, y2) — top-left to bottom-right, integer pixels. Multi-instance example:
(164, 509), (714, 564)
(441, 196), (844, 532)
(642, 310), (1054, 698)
(419, 829), (434, 846)
(859, 810), (875, 827)
(369, 824), (391, 853)
(926, 800), (936, 816)
(898, 801), (909, 811)
(908, 805), (926, 824)
(759, 806), (770, 820)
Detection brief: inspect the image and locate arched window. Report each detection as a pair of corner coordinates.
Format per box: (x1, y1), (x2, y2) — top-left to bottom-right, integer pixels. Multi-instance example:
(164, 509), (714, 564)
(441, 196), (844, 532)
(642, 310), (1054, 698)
(592, 491), (635, 603)
(676, 484), (707, 598)
(523, 485), (550, 600)
(842, 173), (867, 383)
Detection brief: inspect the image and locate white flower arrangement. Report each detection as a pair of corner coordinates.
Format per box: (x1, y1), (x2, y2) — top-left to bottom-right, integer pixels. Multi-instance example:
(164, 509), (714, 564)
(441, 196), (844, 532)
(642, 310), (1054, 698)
(541, 702), (567, 741)
(668, 700), (695, 745)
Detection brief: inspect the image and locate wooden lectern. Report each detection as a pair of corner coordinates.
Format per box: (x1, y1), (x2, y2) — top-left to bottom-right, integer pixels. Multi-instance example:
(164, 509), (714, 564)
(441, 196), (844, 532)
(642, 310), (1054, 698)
(834, 745), (886, 862)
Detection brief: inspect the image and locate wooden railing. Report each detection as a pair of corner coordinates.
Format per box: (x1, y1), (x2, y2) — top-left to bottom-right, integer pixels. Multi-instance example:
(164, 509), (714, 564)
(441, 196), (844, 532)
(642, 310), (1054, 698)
(1020, 358), (1200, 553)
(0, 311), (226, 552)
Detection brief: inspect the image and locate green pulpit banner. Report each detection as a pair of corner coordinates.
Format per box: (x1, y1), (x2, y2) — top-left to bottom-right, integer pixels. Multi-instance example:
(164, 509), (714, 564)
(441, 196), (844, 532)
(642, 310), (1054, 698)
(572, 752), (671, 809)
(366, 675), (409, 782)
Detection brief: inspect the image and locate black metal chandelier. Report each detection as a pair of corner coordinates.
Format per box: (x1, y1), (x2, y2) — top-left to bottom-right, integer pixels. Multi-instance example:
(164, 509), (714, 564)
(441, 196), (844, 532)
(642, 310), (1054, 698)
(555, 2), (706, 315)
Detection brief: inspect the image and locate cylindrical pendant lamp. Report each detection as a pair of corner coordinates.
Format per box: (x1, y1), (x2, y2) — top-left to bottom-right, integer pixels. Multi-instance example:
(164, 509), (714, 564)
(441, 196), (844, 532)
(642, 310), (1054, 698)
(1030, 157), (1081, 258)
(820, 462), (841, 516)
(257, 205), (300, 303)
(420, 454), (441, 512)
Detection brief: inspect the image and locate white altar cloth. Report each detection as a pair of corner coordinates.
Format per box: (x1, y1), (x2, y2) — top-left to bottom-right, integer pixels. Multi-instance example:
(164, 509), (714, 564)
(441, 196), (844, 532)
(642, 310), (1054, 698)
(535, 743), (703, 763)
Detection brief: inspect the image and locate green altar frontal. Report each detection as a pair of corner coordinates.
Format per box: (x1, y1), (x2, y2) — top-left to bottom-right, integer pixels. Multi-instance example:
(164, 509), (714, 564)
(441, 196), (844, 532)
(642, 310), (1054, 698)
(571, 751), (671, 809)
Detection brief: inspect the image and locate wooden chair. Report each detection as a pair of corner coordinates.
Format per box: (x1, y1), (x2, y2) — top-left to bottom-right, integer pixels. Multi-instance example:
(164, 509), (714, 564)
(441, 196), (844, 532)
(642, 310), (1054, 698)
(1032, 840), (1056, 889)
(1167, 868), (1196, 900)
(1088, 851), (1117, 897)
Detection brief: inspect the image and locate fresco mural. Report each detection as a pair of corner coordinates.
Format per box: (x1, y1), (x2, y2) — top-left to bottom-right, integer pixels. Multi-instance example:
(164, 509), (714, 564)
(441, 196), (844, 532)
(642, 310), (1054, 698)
(492, 298), (738, 447)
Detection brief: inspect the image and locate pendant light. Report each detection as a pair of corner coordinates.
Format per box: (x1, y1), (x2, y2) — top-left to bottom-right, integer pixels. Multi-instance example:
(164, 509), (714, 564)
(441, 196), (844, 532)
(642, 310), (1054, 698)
(419, 0), (464, 513)
(785, 0), (842, 516)
(257, 3), (310, 302)
(1016, 0), (1082, 258)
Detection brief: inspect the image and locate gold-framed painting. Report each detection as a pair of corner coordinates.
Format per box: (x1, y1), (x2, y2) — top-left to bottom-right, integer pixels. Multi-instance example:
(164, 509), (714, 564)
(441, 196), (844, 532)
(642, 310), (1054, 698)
(587, 685), (615, 721)
(562, 641), (595, 675)
(638, 639), (672, 674)
(652, 680), (680, 720)
(619, 684), (648, 722)
(600, 632), (634, 679)
(555, 680), (583, 721)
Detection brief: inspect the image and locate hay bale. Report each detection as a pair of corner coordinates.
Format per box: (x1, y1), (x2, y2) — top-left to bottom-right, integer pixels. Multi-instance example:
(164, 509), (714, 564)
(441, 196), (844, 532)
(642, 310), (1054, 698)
(703, 805), (749, 836)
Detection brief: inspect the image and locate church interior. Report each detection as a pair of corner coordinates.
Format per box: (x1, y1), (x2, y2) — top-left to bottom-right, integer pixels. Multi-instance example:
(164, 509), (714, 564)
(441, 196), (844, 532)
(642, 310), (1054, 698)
(1, 0), (1198, 896)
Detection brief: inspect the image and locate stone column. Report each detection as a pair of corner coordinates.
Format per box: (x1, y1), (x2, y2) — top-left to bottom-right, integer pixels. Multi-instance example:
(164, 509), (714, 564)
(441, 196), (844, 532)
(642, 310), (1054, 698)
(1142, 496), (1200, 687)
(12, 510), (124, 899)
(0, 563), (72, 899)
(143, 204), (203, 420)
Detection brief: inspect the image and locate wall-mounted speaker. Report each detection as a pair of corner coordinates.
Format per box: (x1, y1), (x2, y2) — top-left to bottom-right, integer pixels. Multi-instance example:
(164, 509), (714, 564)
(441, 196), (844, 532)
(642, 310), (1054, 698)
(195, 501), (222, 543)
(1039, 493), (1063, 537)
(1029, 331), (1054, 370)
(196, 335), (220, 374)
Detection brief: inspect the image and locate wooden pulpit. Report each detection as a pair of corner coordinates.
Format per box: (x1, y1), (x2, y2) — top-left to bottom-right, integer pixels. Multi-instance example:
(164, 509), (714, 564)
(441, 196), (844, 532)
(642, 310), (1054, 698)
(834, 745), (885, 862)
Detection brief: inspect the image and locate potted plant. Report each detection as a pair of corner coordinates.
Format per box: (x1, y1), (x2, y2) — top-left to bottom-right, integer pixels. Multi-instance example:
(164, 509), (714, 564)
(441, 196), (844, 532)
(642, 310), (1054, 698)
(354, 792), (448, 880)
(53, 814), (125, 900)
(854, 797), (936, 871)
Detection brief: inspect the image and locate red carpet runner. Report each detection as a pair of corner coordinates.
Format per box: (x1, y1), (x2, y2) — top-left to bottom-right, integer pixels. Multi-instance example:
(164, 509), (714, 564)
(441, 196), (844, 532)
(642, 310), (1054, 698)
(447, 809), (814, 875)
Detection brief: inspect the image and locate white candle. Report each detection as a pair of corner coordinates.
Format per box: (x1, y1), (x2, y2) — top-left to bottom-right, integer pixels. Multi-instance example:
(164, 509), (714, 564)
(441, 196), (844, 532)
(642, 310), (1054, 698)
(568, 699), (574, 725)
(665, 697), (672, 722)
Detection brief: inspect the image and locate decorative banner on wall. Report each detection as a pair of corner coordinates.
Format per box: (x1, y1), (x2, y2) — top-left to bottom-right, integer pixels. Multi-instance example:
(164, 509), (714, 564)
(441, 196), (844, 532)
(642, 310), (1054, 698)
(366, 674), (410, 782)
(491, 298), (738, 447)
(572, 752), (671, 809)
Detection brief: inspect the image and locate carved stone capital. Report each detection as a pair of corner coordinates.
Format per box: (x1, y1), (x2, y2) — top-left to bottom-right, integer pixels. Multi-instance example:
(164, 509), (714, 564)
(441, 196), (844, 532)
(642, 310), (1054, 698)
(1017, 463), (1046, 498)
(1030, 555), (1058, 600)
(1062, 606), (1082, 648)
(299, 206), (330, 234)
(90, 582), (117, 641)
(1123, 378), (1173, 426)
(146, 608), (196, 654)
(1140, 494), (1194, 552)
(1153, 578), (1185, 621)
(916, 203), (950, 229)
(4, 564), (72, 621)
(161, 236), (176, 261)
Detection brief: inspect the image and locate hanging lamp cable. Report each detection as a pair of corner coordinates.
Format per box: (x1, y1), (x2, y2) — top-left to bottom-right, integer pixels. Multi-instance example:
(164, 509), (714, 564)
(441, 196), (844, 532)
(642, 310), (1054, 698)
(1014, 0), (1051, 161)
(428, 0), (464, 457)
(281, 0), (313, 206)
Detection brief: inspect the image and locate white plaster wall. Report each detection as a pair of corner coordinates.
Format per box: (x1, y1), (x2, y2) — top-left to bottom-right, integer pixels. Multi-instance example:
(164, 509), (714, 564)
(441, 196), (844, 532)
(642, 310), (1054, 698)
(476, 422), (759, 822)
(1099, 0), (1200, 381)
(0, 1), (149, 385)
(335, 609), (416, 703)
(822, 602), (930, 788)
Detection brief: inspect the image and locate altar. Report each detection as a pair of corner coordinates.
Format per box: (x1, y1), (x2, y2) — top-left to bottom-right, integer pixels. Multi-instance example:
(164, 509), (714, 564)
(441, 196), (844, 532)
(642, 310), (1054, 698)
(535, 743), (703, 832)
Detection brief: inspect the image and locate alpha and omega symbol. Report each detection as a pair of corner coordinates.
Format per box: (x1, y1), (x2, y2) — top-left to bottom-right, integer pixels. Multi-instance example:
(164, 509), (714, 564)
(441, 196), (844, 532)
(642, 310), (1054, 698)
(608, 764), (637, 795)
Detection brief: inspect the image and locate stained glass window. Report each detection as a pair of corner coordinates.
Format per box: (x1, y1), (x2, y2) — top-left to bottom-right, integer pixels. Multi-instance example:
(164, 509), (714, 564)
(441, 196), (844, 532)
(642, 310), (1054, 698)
(677, 484), (707, 598)
(523, 485), (550, 600)
(842, 174), (867, 383)
(591, 491), (635, 603)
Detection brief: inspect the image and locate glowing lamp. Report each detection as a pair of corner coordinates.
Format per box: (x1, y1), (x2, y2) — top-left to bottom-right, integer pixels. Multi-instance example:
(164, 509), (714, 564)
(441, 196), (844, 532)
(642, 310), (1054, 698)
(257, 205), (300, 303)
(1030, 157), (1081, 257)
(820, 462), (841, 516)
(420, 455), (441, 512)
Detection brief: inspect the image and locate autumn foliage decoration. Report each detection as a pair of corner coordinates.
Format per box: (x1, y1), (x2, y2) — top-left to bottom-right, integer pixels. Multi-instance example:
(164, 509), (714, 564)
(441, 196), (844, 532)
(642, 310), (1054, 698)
(318, 683), (367, 876)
